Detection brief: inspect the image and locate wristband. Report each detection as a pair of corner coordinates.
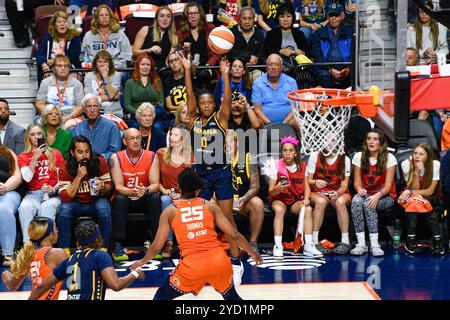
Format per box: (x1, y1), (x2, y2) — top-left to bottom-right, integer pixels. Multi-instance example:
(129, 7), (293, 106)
(103, 82), (109, 86)
(69, 113), (75, 119)
(379, 189), (385, 197)
(131, 270), (139, 279)
(409, 189), (413, 195)
(246, 105), (255, 111)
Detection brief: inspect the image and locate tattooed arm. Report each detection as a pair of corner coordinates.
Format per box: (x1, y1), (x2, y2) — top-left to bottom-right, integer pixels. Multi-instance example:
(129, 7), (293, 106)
(240, 163), (261, 208)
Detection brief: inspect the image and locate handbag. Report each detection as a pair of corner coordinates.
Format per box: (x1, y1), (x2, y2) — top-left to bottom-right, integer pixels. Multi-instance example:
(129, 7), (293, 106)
(400, 194), (433, 213)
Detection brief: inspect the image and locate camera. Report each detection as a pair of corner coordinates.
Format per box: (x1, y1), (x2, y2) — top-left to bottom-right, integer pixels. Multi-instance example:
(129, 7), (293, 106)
(231, 90), (241, 101)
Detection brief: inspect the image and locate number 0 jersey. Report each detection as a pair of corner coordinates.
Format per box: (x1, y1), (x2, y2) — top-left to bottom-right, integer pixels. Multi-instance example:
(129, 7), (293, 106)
(190, 113), (227, 170)
(171, 198), (222, 258)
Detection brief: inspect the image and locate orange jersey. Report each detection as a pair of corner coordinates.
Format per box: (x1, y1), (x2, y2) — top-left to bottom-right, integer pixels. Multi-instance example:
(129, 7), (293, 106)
(30, 247), (62, 300)
(171, 198), (222, 258)
(116, 149), (155, 188)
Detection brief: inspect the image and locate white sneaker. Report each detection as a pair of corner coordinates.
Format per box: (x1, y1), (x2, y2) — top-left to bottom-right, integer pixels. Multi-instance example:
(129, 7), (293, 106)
(371, 246), (384, 257)
(273, 245), (283, 259)
(303, 243), (323, 258)
(232, 261), (244, 287)
(350, 245), (369, 256)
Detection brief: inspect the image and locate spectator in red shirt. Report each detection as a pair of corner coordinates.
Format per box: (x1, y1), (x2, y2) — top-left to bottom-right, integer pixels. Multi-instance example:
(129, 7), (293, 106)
(17, 124), (65, 243)
(57, 135), (112, 250)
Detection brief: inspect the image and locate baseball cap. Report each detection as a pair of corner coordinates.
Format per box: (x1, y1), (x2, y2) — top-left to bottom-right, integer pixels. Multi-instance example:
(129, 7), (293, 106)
(326, 2), (344, 15)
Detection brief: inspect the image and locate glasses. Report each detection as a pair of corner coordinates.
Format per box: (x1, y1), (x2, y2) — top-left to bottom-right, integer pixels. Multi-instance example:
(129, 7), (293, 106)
(187, 12), (200, 16)
(85, 105), (100, 109)
(127, 136), (142, 141)
(54, 64), (69, 68)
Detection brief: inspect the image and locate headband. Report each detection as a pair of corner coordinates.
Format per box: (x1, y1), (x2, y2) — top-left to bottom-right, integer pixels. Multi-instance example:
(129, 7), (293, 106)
(31, 218), (54, 246)
(78, 225), (101, 246)
(280, 136), (299, 146)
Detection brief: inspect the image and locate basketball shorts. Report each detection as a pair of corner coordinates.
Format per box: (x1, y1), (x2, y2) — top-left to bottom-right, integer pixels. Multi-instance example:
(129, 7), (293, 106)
(195, 165), (233, 201)
(169, 247), (233, 295)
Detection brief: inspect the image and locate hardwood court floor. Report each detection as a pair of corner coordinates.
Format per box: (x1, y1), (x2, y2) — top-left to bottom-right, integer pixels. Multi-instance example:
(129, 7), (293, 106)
(1, 245), (449, 300)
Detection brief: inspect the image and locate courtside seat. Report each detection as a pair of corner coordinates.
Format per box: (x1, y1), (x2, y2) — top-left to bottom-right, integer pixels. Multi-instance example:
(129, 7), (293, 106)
(408, 119), (440, 153)
(260, 123), (299, 154)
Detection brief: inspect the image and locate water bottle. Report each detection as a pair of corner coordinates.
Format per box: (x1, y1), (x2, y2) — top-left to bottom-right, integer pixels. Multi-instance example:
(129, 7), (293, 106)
(393, 219), (402, 248)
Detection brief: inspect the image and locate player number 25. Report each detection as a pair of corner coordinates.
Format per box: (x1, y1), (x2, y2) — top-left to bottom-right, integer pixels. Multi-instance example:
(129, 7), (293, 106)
(180, 206), (204, 223)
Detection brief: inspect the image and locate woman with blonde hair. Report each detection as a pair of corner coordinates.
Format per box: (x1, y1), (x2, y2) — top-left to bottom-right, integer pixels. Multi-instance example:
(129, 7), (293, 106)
(36, 11), (81, 81)
(174, 103), (191, 127)
(398, 143), (443, 255)
(156, 124), (192, 257)
(17, 124), (65, 244)
(132, 6), (178, 70)
(82, 4), (132, 69)
(1, 217), (68, 299)
(40, 104), (73, 159)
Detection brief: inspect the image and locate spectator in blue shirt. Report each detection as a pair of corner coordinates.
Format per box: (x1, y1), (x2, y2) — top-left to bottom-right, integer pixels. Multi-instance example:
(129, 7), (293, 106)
(70, 94), (122, 161)
(252, 54), (298, 124)
(310, 2), (353, 88)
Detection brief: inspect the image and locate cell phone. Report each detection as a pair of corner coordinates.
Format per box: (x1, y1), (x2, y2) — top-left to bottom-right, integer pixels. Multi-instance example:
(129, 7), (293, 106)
(37, 137), (46, 147)
(280, 176), (289, 186)
(231, 91), (240, 101)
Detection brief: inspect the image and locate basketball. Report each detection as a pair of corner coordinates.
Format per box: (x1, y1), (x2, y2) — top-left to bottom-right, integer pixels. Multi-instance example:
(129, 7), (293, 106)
(208, 26), (235, 55)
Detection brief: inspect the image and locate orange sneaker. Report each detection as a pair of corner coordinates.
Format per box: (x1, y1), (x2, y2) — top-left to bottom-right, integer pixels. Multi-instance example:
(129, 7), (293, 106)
(320, 239), (335, 249)
(283, 241), (295, 250)
(294, 233), (303, 253)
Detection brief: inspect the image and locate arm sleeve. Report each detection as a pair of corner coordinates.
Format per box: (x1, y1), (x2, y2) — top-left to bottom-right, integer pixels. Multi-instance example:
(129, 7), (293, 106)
(433, 160), (441, 180)
(35, 35), (49, 66)
(74, 80), (84, 106)
(401, 159), (410, 182)
(36, 79), (49, 101)
(84, 73), (95, 95)
(306, 152), (318, 175)
(352, 152), (362, 167)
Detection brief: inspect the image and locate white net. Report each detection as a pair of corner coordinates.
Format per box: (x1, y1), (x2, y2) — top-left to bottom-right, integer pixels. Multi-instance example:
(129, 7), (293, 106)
(291, 91), (353, 157)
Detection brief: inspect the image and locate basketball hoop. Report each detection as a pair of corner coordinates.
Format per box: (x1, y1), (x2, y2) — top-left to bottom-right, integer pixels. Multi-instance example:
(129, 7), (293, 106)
(288, 88), (379, 156)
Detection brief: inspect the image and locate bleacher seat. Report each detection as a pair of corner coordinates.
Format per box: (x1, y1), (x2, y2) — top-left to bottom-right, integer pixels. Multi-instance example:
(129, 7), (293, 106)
(408, 119), (440, 153)
(81, 15), (93, 39)
(124, 15), (153, 46)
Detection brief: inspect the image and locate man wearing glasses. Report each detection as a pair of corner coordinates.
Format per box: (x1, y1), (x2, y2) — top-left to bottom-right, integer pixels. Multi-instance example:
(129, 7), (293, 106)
(69, 93), (122, 161)
(310, 2), (353, 89)
(35, 54), (84, 123)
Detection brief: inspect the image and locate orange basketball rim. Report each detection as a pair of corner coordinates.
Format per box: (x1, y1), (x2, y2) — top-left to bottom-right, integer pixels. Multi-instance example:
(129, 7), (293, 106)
(288, 87), (395, 118)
